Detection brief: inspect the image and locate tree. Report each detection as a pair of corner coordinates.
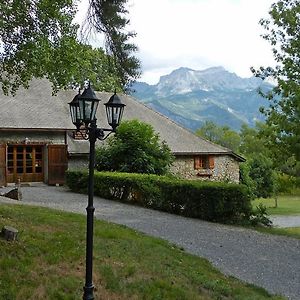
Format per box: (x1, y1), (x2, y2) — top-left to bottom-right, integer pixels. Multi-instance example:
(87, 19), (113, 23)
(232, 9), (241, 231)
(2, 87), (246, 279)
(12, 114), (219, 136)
(195, 121), (241, 152)
(251, 0), (300, 161)
(248, 154), (276, 198)
(238, 123), (277, 198)
(239, 123), (272, 158)
(73, 44), (122, 92)
(86, 0), (141, 90)
(195, 121), (279, 197)
(0, 0), (140, 94)
(95, 120), (174, 175)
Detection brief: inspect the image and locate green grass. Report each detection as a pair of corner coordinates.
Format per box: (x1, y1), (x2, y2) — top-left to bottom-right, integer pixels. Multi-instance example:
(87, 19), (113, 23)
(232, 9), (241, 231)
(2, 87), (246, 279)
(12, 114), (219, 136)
(0, 204), (284, 300)
(256, 227), (300, 240)
(252, 194), (300, 216)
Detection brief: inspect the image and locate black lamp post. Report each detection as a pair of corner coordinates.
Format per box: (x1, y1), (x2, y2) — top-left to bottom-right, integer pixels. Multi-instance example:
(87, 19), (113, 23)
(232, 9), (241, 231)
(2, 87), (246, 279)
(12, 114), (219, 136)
(69, 83), (125, 300)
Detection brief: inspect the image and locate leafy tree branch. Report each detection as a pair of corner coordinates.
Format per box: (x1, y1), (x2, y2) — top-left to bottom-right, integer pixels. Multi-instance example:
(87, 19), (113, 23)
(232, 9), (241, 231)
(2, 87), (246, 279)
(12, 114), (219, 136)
(251, 0), (300, 161)
(0, 0), (140, 94)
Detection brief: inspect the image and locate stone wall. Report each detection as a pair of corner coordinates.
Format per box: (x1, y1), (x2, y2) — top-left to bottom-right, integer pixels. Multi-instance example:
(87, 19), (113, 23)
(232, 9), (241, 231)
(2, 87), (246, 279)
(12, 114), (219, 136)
(170, 155), (240, 183)
(68, 155), (89, 171)
(68, 154), (241, 183)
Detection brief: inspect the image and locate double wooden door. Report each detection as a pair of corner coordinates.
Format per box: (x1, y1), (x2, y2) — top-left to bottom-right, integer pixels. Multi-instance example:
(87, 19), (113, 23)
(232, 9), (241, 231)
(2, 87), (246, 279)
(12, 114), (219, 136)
(7, 144), (44, 183)
(0, 144), (68, 185)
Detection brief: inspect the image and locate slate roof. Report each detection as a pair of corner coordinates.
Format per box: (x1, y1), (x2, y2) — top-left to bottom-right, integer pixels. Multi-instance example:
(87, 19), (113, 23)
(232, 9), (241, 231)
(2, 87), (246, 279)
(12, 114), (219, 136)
(0, 78), (243, 160)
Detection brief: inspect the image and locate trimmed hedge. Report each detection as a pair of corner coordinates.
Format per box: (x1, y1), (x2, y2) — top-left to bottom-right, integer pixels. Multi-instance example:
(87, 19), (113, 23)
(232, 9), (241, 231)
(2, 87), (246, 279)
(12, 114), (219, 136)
(66, 171), (252, 223)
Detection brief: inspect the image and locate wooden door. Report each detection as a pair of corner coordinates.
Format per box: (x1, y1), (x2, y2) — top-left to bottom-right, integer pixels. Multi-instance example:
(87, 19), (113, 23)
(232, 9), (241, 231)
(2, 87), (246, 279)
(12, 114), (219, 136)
(48, 145), (68, 185)
(0, 144), (6, 186)
(7, 145), (44, 183)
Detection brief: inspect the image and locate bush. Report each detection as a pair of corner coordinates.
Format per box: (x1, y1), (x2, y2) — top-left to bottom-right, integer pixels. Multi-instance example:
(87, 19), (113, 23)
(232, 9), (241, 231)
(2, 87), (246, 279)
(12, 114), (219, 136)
(249, 203), (272, 227)
(95, 120), (174, 175)
(239, 162), (256, 199)
(66, 170), (252, 224)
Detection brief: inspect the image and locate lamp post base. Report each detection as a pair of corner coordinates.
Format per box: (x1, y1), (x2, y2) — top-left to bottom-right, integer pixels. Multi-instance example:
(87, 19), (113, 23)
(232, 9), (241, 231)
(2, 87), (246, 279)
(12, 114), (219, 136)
(83, 284), (94, 300)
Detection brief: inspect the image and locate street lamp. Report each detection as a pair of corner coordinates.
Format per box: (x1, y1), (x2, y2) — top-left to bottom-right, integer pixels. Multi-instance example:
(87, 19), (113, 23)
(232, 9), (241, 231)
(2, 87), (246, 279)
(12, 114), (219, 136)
(68, 83), (125, 300)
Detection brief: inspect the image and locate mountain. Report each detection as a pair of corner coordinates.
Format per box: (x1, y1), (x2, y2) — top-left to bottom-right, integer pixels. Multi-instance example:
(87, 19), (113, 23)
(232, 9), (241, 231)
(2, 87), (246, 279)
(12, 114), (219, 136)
(131, 67), (273, 131)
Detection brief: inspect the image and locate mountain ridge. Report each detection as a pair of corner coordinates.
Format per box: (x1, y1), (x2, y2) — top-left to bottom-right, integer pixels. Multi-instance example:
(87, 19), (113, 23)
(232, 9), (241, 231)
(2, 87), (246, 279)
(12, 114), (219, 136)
(132, 66), (273, 131)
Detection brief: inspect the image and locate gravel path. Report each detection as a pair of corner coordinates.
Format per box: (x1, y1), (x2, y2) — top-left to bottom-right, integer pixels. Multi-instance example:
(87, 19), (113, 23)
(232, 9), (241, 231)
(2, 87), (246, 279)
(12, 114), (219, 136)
(1, 184), (300, 299)
(271, 215), (300, 228)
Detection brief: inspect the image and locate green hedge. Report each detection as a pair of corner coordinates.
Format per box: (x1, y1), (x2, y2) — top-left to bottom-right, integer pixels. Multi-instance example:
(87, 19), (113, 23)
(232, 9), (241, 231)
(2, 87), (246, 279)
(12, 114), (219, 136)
(66, 171), (252, 223)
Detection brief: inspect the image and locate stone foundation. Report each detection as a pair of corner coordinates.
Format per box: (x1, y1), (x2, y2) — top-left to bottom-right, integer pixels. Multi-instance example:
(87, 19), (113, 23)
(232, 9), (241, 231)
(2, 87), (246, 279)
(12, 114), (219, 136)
(68, 155), (89, 170)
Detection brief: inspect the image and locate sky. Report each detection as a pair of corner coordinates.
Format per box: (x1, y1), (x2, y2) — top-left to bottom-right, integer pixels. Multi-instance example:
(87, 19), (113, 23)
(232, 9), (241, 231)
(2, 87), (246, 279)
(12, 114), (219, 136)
(76, 0), (276, 85)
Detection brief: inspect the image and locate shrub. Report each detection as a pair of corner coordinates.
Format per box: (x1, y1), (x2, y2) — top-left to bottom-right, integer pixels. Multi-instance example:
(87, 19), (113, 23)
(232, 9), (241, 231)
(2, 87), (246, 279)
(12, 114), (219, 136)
(66, 170), (252, 224)
(65, 170), (88, 193)
(239, 162), (256, 199)
(95, 120), (174, 175)
(249, 203), (272, 227)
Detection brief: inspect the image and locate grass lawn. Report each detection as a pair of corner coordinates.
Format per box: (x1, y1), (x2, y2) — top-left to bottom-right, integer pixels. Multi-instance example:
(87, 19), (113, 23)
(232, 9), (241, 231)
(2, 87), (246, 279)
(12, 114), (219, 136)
(250, 193), (300, 240)
(256, 227), (300, 240)
(252, 194), (300, 216)
(0, 204), (284, 300)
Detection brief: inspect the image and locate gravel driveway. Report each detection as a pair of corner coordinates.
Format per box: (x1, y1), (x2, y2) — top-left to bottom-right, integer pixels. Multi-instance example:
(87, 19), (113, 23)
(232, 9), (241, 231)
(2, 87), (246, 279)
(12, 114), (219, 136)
(271, 215), (300, 228)
(1, 184), (299, 299)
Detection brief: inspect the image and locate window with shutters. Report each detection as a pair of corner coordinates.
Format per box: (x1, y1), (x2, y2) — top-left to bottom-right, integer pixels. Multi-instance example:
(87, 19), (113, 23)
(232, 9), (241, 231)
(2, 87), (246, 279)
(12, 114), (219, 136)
(194, 155), (214, 170)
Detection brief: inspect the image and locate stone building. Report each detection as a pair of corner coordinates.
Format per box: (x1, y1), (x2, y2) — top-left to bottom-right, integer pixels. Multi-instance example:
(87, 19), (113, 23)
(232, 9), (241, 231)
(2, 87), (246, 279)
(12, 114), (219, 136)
(0, 79), (244, 186)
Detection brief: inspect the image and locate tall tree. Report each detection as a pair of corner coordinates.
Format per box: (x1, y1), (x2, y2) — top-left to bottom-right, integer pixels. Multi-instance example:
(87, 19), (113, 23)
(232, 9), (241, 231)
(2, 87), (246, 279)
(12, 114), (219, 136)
(86, 0), (141, 90)
(251, 0), (300, 161)
(195, 121), (241, 152)
(239, 123), (273, 158)
(0, 0), (78, 94)
(0, 0), (140, 94)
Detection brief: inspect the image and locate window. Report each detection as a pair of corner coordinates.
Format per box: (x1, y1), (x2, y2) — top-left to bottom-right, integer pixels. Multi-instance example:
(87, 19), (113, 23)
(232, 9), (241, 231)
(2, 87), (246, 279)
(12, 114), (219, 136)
(194, 155), (214, 170)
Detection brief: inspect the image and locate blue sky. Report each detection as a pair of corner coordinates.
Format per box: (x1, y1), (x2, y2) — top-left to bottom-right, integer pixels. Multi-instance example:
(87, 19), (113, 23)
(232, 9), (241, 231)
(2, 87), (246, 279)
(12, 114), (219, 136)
(76, 0), (276, 84)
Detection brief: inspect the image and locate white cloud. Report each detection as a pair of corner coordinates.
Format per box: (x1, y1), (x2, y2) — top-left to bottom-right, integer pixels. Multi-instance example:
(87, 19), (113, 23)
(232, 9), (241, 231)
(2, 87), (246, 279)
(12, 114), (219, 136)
(127, 0), (275, 84)
(75, 0), (276, 84)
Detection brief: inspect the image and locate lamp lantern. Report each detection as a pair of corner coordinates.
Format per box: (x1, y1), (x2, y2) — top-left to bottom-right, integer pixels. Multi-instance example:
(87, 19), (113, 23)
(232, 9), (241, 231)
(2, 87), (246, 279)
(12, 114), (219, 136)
(68, 91), (82, 131)
(104, 91), (126, 131)
(78, 83), (100, 126)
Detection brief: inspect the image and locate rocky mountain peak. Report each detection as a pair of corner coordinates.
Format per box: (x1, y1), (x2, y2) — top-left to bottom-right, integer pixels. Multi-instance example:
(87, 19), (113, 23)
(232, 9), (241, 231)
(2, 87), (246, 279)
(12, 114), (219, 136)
(132, 66), (273, 131)
(153, 66), (264, 97)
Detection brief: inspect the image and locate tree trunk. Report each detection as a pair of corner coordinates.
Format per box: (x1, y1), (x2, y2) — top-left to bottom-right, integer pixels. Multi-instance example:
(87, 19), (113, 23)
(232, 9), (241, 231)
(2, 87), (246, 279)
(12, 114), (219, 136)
(2, 226), (18, 241)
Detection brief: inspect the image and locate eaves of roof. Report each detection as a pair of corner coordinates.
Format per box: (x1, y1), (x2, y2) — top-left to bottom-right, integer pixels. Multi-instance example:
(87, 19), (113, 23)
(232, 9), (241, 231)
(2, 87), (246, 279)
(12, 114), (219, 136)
(0, 127), (69, 132)
(174, 151), (246, 162)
